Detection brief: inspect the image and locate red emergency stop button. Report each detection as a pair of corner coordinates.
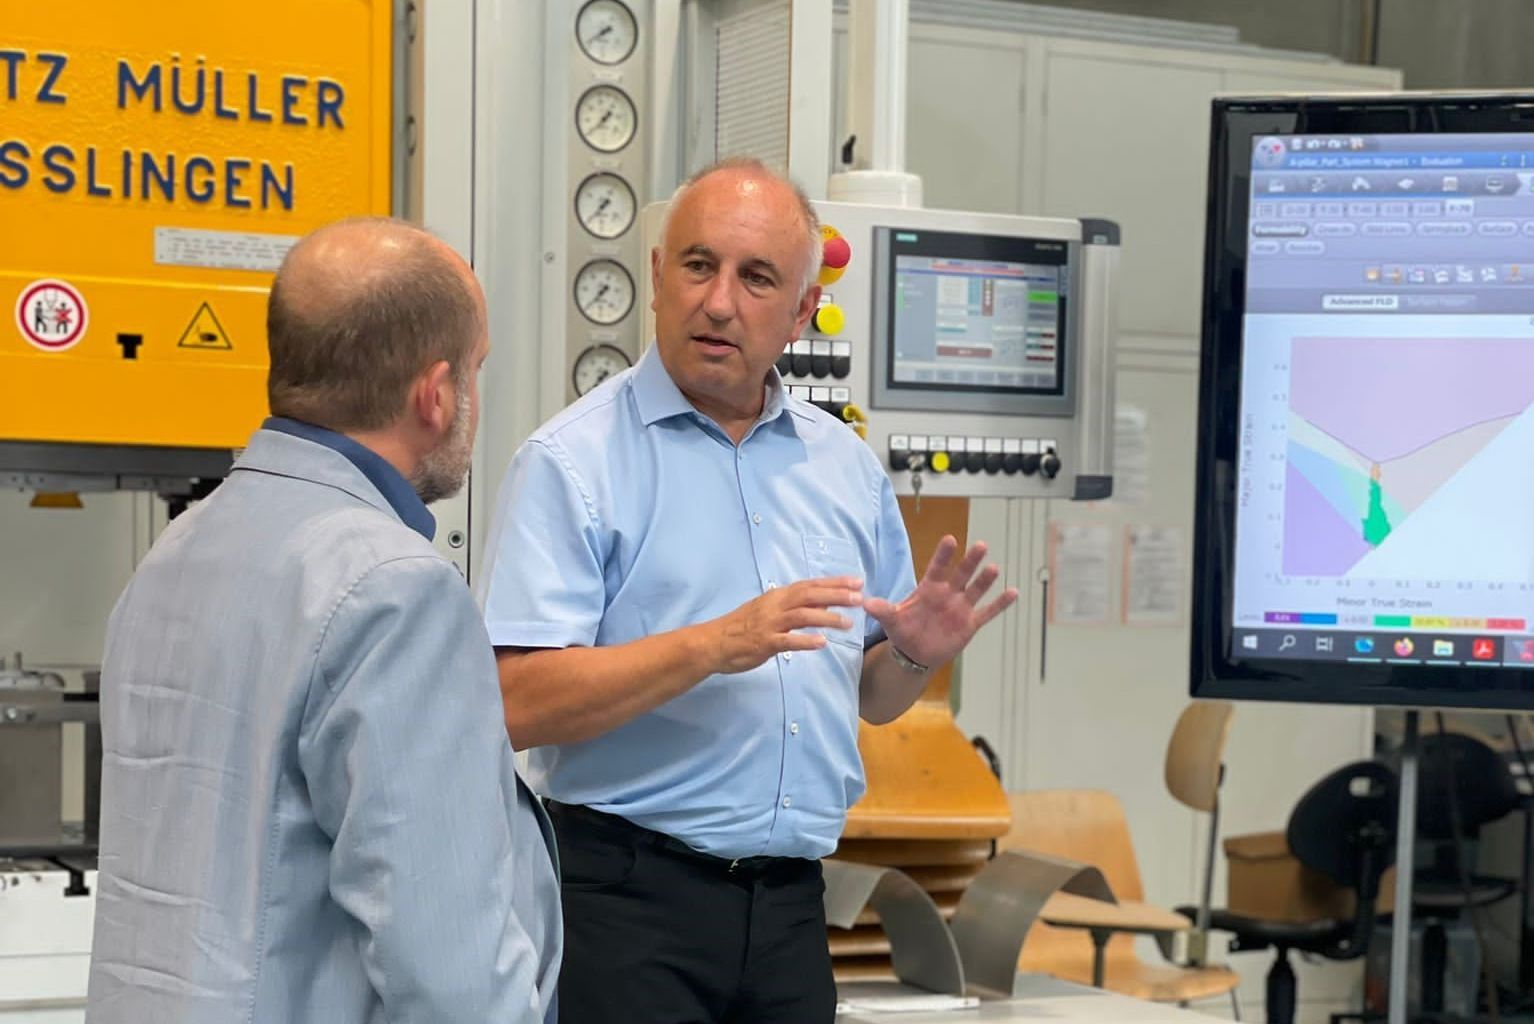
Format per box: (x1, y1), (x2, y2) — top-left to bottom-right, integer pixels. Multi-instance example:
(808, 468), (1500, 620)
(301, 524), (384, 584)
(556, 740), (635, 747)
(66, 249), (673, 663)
(823, 234), (851, 269)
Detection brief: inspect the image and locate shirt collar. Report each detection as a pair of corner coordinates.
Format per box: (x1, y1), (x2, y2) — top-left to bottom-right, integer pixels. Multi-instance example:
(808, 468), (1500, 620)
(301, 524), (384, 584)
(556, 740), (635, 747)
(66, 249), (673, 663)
(262, 417), (437, 541)
(631, 343), (793, 436)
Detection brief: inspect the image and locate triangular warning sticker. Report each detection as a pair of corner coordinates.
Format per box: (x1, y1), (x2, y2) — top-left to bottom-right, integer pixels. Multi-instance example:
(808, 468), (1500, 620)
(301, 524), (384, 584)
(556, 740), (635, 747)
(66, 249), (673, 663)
(177, 302), (233, 350)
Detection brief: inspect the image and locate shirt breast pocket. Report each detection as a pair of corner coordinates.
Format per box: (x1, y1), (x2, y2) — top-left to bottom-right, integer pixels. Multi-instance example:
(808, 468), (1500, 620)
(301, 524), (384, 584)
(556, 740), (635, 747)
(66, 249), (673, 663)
(802, 534), (867, 650)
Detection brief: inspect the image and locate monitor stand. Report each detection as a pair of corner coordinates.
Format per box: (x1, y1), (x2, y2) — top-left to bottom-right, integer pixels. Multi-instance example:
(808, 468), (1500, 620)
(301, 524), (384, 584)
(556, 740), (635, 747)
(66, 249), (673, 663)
(1389, 710), (1420, 1024)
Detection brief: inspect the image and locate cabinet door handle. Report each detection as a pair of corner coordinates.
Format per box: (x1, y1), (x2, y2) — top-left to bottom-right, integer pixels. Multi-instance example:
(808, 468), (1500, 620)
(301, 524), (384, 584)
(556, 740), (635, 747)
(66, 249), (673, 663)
(1038, 573), (1050, 683)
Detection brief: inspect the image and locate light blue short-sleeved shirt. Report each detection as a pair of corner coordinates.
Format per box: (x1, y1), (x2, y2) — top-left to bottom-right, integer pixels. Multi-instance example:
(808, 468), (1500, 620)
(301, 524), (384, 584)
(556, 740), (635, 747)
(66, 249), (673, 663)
(481, 345), (917, 860)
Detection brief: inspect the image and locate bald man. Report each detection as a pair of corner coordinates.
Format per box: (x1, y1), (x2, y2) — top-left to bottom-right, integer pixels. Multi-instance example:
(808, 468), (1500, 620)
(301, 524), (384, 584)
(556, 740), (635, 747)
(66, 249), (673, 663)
(87, 218), (561, 1024)
(480, 159), (1016, 1022)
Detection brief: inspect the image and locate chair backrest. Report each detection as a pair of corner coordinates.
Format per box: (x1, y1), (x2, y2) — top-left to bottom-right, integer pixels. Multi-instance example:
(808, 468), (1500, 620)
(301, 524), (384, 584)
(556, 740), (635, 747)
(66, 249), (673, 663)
(1286, 759), (1397, 957)
(1002, 790), (1146, 978)
(1165, 701), (1234, 813)
(1002, 790), (1145, 901)
(1416, 732), (1521, 841)
(1287, 760), (1397, 890)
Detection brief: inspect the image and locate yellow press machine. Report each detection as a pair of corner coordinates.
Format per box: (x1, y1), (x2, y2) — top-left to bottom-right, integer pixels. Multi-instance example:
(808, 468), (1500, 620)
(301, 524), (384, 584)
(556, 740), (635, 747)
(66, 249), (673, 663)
(1, 1), (397, 492)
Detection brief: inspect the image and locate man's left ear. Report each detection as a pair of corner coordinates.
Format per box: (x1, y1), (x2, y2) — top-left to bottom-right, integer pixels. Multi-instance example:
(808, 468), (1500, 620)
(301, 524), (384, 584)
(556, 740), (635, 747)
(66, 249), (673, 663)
(415, 359), (455, 434)
(793, 284), (822, 335)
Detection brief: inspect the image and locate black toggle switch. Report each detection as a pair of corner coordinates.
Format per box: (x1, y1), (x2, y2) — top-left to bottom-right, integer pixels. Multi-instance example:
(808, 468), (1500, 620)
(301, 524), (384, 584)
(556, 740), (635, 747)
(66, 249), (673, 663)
(775, 352), (793, 377)
(965, 452), (984, 473)
(1021, 452), (1041, 476)
(1002, 452), (1021, 475)
(889, 448), (911, 471)
(791, 351), (813, 377)
(811, 353), (832, 379)
(984, 452), (1003, 474)
(1040, 448), (1062, 480)
(831, 354), (851, 379)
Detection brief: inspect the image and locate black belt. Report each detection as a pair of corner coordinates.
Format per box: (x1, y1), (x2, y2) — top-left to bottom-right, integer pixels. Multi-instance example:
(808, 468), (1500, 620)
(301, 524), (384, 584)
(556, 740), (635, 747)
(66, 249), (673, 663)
(546, 800), (812, 882)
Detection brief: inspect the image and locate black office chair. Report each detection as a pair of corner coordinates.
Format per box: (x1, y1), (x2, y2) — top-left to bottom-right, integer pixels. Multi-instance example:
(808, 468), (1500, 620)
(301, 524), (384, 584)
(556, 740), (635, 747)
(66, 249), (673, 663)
(1201, 761), (1398, 1024)
(1412, 732), (1522, 1016)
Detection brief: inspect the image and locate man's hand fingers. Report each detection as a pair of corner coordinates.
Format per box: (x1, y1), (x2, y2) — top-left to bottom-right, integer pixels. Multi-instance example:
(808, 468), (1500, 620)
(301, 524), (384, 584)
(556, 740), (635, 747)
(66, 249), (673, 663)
(963, 564), (1001, 606)
(974, 587), (1021, 629)
(773, 632), (830, 653)
(862, 596), (896, 623)
(785, 582), (864, 610)
(952, 542), (988, 587)
(921, 535), (959, 585)
(781, 609), (854, 631)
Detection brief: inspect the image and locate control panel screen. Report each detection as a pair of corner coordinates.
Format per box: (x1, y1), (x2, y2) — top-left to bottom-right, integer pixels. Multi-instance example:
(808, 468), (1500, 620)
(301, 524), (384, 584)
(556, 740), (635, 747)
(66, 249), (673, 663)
(883, 229), (1069, 398)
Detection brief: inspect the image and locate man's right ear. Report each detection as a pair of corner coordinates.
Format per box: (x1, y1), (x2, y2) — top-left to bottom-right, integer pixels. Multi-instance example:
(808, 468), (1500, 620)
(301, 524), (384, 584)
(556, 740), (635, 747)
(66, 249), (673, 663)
(650, 247), (662, 311)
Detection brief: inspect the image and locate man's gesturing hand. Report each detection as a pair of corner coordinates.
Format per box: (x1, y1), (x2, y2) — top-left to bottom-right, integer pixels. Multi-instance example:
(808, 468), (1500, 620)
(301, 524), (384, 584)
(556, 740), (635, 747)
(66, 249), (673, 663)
(864, 536), (1017, 671)
(709, 577), (864, 674)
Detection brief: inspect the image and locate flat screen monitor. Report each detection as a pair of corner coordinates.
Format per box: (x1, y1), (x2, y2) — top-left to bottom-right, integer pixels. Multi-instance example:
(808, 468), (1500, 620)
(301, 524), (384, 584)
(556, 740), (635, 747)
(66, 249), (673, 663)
(1192, 94), (1534, 710)
(871, 228), (1076, 416)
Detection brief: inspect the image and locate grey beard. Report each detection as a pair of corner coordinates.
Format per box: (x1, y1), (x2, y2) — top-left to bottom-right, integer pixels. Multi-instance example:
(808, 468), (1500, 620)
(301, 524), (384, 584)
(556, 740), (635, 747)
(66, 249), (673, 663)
(412, 384), (473, 504)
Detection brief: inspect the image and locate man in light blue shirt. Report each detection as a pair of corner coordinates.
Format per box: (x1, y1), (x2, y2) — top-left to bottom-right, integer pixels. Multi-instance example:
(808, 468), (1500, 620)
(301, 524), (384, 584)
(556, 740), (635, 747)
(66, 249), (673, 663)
(88, 219), (560, 1023)
(481, 159), (1015, 1023)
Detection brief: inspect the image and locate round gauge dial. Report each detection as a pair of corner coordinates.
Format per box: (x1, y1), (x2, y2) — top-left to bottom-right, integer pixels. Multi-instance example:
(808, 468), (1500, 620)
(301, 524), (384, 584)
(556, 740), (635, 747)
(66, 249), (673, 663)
(573, 259), (635, 325)
(574, 172), (637, 239)
(575, 84), (637, 153)
(576, 0), (638, 65)
(572, 343), (633, 395)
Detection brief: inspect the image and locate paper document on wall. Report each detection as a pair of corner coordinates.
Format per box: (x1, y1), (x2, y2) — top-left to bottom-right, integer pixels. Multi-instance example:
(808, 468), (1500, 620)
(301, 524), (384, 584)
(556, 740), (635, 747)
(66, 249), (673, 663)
(1048, 522), (1112, 625)
(1112, 405), (1150, 505)
(1124, 525), (1185, 625)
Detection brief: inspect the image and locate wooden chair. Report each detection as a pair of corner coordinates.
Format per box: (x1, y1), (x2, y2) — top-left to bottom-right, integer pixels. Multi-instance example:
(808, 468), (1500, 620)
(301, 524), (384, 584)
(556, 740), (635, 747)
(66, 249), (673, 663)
(1003, 789), (1242, 1012)
(828, 496), (1012, 983)
(1164, 699), (1235, 967)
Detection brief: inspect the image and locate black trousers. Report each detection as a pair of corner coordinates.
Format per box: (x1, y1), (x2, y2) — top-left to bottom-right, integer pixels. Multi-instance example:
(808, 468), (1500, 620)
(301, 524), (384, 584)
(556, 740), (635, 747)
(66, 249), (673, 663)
(548, 802), (837, 1024)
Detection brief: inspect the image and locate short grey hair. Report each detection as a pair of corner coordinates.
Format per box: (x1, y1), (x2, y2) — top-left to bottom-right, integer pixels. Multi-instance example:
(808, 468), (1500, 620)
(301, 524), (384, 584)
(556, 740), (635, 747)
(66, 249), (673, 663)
(267, 217), (480, 432)
(658, 157), (822, 296)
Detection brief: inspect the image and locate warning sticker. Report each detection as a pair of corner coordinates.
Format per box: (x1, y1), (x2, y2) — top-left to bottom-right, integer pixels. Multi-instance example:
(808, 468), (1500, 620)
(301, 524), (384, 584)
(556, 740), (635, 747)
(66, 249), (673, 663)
(15, 279), (88, 352)
(177, 303), (234, 351)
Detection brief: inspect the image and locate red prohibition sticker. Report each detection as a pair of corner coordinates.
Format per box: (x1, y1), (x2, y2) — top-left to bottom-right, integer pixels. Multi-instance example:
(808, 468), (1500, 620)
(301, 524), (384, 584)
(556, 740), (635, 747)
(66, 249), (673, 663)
(16, 279), (89, 352)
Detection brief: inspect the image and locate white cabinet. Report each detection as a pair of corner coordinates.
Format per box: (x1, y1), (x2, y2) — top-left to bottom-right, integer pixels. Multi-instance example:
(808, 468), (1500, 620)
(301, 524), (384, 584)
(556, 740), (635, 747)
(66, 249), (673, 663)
(900, 21), (1398, 1020)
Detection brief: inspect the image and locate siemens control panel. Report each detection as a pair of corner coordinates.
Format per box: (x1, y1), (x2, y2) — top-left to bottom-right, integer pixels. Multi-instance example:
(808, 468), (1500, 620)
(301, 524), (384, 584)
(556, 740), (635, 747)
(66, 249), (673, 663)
(643, 200), (1119, 500)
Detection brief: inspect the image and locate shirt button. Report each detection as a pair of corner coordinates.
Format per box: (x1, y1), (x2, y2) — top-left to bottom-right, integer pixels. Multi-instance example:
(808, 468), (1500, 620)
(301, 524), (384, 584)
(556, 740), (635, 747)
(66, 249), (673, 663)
(781, 651), (792, 661)
(781, 796), (792, 809)
(818, 540), (828, 552)
(752, 513), (762, 525)
(790, 722), (800, 735)
(766, 580), (777, 589)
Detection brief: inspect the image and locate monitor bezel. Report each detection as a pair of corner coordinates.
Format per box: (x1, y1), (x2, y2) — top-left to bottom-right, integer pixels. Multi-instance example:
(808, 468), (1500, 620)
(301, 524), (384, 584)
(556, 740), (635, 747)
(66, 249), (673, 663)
(1191, 93), (1534, 711)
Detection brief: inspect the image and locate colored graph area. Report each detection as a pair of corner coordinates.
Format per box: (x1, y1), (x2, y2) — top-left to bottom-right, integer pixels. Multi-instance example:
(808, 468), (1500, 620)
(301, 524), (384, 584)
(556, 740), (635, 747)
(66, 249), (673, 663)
(1283, 337), (1534, 578)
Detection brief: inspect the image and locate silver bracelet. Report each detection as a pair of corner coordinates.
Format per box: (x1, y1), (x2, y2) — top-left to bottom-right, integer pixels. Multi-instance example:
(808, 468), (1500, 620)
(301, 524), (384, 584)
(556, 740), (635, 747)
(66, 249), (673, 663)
(888, 643), (931, 675)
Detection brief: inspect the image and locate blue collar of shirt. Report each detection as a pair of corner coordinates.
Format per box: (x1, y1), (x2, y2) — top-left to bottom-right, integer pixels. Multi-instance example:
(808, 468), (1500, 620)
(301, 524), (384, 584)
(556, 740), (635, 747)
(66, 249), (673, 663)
(262, 417), (437, 541)
(630, 343), (795, 438)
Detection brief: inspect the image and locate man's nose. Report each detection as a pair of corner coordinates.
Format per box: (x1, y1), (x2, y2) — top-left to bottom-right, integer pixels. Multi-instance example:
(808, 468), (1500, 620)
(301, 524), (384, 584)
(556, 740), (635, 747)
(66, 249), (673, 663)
(702, 272), (737, 321)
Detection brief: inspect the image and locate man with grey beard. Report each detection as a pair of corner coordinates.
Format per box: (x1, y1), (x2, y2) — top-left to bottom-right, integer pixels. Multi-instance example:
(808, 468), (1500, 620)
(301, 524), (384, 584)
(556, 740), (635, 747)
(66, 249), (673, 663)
(86, 218), (561, 1024)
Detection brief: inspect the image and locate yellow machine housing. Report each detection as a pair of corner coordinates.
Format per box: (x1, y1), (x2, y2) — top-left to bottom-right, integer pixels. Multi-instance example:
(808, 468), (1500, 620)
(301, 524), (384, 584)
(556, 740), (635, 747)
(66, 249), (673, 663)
(1, 1), (396, 454)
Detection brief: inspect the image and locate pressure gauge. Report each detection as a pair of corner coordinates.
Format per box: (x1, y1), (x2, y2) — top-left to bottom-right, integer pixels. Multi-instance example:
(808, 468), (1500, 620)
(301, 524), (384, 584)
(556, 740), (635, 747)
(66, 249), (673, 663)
(575, 84), (637, 153)
(573, 259), (635, 325)
(574, 172), (637, 239)
(576, 0), (638, 65)
(573, 343), (633, 395)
